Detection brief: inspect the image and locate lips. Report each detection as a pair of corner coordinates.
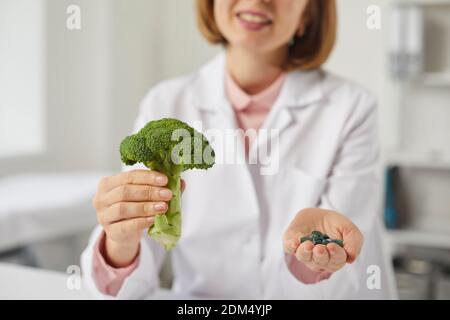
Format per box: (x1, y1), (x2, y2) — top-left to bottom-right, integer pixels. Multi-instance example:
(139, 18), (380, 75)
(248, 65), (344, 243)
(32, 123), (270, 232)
(237, 12), (272, 24)
(236, 10), (273, 30)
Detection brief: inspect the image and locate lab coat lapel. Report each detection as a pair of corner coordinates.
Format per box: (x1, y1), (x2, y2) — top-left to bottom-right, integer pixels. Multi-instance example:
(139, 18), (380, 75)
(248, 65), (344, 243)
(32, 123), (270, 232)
(250, 69), (325, 160)
(195, 53), (325, 132)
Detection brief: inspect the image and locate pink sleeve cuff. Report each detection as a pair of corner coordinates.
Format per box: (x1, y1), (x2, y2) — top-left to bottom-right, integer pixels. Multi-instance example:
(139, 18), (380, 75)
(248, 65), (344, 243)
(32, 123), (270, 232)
(285, 253), (332, 284)
(92, 232), (140, 296)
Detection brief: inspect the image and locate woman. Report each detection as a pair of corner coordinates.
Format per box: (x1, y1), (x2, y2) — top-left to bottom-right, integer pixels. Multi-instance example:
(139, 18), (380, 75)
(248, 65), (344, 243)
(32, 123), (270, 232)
(82, 0), (397, 299)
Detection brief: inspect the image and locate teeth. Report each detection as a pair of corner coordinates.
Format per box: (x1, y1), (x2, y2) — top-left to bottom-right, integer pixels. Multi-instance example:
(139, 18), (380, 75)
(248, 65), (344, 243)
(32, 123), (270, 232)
(239, 13), (269, 24)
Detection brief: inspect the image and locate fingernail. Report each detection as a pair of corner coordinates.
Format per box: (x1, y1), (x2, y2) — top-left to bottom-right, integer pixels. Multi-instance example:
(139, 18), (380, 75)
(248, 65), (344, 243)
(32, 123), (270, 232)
(159, 189), (172, 199)
(154, 202), (167, 212)
(155, 175), (167, 185)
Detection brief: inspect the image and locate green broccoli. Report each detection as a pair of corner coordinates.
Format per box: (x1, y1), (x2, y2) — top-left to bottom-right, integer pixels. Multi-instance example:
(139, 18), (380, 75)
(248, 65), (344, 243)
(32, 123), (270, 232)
(120, 118), (215, 250)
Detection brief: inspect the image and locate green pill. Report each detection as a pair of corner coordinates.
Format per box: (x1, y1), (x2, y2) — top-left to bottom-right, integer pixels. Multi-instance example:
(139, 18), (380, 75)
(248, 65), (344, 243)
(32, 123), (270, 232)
(311, 235), (320, 244)
(300, 236), (312, 243)
(311, 230), (323, 237)
(300, 231), (344, 247)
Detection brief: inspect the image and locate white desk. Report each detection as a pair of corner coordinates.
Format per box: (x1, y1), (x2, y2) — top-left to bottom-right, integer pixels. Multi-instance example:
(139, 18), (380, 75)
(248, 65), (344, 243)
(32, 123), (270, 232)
(0, 263), (191, 300)
(0, 263), (94, 300)
(0, 172), (106, 252)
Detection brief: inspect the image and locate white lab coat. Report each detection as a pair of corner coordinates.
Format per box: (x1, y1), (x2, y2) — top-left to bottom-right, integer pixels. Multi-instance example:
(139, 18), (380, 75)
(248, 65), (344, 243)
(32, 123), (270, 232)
(81, 53), (397, 300)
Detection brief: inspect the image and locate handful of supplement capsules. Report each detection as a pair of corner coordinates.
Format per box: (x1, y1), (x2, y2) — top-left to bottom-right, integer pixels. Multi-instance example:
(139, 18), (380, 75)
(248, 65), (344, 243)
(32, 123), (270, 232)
(300, 230), (344, 247)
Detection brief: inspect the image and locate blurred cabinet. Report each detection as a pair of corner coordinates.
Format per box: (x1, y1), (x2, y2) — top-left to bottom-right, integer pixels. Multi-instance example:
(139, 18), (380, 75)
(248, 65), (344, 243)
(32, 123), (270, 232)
(436, 265), (450, 300)
(384, 0), (450, 300)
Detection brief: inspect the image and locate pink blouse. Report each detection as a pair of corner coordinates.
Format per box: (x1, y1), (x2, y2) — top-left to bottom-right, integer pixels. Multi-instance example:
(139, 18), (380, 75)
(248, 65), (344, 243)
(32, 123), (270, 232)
(91, 70), (331, 296)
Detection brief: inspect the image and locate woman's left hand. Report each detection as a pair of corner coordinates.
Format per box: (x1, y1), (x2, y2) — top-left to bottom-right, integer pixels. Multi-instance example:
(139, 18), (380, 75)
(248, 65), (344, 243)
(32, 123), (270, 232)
(283, 208), (364, 273)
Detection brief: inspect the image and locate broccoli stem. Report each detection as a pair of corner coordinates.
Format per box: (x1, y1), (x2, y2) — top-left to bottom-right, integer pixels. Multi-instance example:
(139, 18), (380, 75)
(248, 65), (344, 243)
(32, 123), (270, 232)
(166, 168), (181, 220)
(145, 161), (182, 250)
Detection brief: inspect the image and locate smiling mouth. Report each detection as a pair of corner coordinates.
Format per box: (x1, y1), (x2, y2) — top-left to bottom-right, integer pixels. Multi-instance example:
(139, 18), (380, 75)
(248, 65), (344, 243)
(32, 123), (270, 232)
(236, 12), (273, 25)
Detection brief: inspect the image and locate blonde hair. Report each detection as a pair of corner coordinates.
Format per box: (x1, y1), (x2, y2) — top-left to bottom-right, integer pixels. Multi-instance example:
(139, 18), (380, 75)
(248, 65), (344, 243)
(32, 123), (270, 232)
(196, 0), (337, 71)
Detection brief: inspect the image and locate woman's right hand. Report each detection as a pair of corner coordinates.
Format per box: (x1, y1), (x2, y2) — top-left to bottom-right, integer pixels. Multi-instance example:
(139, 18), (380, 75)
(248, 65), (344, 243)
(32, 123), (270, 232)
(92, 170), (173, 267)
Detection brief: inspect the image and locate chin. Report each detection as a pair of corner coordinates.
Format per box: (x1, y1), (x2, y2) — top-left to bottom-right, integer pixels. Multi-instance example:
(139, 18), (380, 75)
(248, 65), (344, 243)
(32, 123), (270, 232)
(230, 36), (273, 52)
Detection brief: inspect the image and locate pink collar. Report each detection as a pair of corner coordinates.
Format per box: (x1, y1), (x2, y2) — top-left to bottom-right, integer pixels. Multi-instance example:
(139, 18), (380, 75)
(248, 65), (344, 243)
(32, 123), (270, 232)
(225, 70), (286, 111)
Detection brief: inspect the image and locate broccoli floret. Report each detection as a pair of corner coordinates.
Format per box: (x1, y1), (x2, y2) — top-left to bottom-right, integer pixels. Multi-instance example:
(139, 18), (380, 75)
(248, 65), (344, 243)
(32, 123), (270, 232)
(119, 135), (152, 166)
(119, 118), (215, 250)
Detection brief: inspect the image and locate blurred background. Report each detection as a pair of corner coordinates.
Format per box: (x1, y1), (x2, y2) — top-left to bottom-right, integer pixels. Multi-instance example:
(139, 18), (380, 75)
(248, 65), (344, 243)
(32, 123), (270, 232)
(0, 0), (449, 299)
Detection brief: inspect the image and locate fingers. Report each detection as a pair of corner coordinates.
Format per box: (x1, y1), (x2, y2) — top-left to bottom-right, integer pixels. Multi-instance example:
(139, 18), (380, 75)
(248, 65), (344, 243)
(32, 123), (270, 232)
(284, 209), (364, 273)
(326, 243), (347, 271)
(282, 222), (308, 255)
(106, 217), (155, 241)
(105, 184), (172, 207)
(99, 170), (169, 193)
(312, 245), (330, 268)
(283, 237), (300, 255)
(343, 228), (364, 264)
(99, 201), (168, 225)
(295, 241), (314, 262)
(294, 242), (347, 273)
(181, 179), (186, 193)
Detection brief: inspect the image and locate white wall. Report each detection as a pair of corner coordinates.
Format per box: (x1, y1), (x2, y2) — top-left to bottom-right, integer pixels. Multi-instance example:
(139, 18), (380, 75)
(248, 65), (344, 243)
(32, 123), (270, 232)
(0, 0), (115, 173)
(150, 0), (220, 80)
(45, 0), (113, 171)
(0, 0), (46, 158)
